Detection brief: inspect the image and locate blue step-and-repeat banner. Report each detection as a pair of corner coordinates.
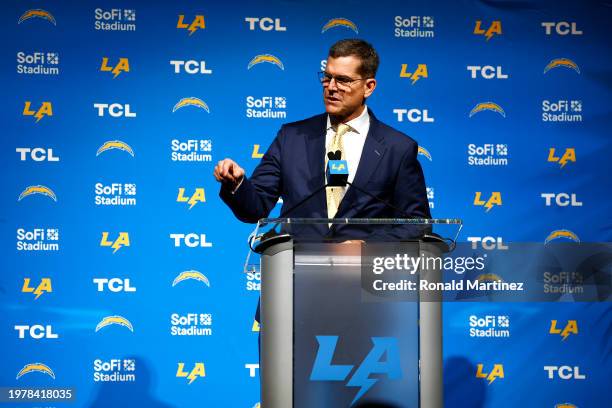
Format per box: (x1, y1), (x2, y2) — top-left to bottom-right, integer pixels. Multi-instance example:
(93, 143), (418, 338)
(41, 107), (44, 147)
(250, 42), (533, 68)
(1, 0), (610, 407)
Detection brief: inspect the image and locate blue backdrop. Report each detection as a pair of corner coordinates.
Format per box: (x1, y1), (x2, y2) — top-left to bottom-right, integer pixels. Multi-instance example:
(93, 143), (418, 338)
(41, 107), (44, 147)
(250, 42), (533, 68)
(1, 0), (610, 407)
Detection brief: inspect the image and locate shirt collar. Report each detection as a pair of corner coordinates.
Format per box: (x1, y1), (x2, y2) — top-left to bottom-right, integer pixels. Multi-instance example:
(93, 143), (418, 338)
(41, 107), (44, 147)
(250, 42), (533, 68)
(326, 105), (370, 135)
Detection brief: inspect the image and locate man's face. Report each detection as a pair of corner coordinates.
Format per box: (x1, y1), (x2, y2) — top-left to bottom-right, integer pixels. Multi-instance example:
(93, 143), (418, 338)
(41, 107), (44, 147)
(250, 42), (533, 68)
(323, 56), (376, 120)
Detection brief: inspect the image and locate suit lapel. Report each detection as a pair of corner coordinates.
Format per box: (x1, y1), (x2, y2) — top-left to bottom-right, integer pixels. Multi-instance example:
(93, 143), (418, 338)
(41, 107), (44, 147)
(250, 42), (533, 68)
(335, 109), (387, 218)
(303, 113), (328, 214)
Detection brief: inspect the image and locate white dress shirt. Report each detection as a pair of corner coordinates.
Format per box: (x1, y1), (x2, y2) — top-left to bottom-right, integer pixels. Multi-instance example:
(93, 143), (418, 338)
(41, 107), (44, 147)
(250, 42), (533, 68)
(325, 105), (370, 185)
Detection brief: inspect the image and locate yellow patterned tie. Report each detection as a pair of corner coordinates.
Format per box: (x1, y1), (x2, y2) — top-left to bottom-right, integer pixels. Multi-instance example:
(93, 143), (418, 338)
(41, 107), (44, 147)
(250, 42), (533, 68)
(326, 123), (351, 220)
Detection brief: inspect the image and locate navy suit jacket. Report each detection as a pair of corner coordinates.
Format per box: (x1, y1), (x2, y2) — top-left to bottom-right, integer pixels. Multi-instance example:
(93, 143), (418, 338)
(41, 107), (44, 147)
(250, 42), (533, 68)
(220, 109), (431, 240)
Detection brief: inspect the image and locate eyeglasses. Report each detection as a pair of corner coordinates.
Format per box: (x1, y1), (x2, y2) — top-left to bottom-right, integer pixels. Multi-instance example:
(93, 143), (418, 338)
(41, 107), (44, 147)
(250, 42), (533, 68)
(318, 71), (368, 89)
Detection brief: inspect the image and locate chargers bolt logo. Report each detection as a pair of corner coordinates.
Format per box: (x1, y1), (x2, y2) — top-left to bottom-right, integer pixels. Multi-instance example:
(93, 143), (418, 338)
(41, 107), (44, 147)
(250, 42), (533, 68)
(469, 102), (506, 118)
(544, 229), (580, 244)
(418, 146), (432, 161)
(321, 18), (358, 34)
(544, 58), (580, 74)
(18, 185), (57, 202)
(247, 54), (284, 70)
(172, 270), (210, 287)
(95, 315), (134, 333)
(18, 9), (56, 25)
(96, 140), (135, 157)
(16, 363), (55, 379)
(172, 97), (210, 113)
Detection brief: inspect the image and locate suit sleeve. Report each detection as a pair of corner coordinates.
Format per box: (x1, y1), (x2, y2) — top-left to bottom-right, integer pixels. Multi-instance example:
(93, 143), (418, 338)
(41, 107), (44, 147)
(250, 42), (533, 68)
(219, 128), (284, 223)
(393, 141), (432, 219)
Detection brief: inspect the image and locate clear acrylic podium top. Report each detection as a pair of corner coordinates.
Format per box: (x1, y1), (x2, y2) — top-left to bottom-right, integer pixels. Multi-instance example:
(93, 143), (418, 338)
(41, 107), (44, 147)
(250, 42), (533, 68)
(245, 218), (462, 273)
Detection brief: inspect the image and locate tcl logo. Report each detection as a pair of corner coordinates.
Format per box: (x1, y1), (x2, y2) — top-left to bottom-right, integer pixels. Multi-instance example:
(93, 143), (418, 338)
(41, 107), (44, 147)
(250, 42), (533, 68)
(467, 236), (508, 250)
(393, 108), (434, 123)
(541, 193), (582, 207)
(541, 22), (582, 36)
(15, 325), (58, 339)
(170, 233), (213, 248)
(170, 60), (212, 74)
(93, 278), (136, 292)
(93, 103), (136, 117)
(245, 17), (286, 31)
(467, 66), (508, 79)
(16, 147), (59, 162)
(543, 366), (586, 380)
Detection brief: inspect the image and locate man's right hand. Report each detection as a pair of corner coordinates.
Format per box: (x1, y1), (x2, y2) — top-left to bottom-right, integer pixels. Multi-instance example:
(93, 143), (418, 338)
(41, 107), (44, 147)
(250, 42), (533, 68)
(214, 158), (245, 192)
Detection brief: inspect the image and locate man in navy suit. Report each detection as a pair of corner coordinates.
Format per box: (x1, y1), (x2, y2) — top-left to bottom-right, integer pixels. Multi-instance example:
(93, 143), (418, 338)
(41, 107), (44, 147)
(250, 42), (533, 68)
(214, 39), (430, 240)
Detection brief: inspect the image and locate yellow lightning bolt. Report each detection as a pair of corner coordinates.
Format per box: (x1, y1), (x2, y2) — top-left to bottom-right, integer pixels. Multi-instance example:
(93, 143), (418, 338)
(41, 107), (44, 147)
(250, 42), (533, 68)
(34, 109), (45, 123)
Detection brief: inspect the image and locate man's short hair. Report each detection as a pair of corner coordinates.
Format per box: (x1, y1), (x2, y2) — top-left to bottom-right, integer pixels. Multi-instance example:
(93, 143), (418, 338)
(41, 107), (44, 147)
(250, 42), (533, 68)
(328, 39), (379, 78)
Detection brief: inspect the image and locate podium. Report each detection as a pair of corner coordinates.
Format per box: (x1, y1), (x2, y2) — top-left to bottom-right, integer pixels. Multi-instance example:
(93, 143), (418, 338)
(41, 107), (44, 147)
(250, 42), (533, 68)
(248, 218), (461, 408)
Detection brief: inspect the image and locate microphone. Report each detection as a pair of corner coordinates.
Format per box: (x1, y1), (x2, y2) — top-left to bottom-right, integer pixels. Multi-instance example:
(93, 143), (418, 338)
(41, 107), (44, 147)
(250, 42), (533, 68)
(326, 151), (349, 187)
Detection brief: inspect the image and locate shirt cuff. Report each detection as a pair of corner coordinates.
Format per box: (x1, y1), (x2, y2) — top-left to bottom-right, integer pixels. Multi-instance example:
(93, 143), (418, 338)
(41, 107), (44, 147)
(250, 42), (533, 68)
(231, 178), (244, 194)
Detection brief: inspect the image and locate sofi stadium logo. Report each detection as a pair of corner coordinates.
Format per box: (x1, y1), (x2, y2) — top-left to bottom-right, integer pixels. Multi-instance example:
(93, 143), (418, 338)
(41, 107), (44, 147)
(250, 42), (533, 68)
(17, 51), (59, 75)
(393, 108), (434, 123)
(310, 336), (401, 405)
(94, 359), (136, 382)
(474, 192), (502, 212)
(245, 17), (286, 31)
(246, 96), (287, 119)
(177, 14), (205, 35)
(246, 268), (260, 291)
(542, 22), (582, 36)
(399, 64), (427, 84)
(549, 320), (578, 341)
(100, 57), (129, 78)
(94, 8), (136, 31)
(427, 187), (435, 209)
(468, 144), (508, 166)
(476, 364), (504, 384)
(171, 313), (213, 336)
(23, 101), (53, 122)
(177, 188), (206, 209)
(17, 228), (59, 251)
(548, 148), (576, 168)
(95, 183), (137, 206)
(171, 139), (212, 162)
(473, 20), (502, 41)
(542, 100), (582, 122)
(23, 278), (52, 299)
(177, 363), (206, 384)
(469, 315), (510, 338)
(394, 16), (434, 38)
